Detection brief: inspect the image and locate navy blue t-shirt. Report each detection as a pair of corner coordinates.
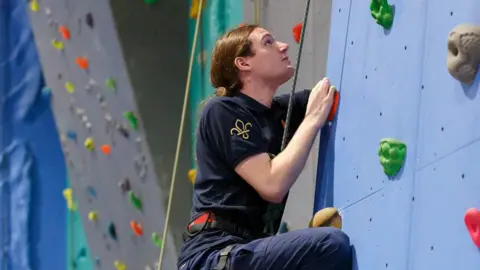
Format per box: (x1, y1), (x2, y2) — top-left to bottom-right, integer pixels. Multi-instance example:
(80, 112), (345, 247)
(178, 90), (311, 267)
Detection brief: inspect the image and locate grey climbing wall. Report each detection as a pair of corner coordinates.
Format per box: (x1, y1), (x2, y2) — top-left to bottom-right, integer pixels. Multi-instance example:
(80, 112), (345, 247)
(243, 0), (333, 231)
(27, 0), (193, 269)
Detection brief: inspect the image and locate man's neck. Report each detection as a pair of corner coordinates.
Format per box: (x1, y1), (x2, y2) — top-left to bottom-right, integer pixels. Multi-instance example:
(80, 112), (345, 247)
(240, 80), (277, 108)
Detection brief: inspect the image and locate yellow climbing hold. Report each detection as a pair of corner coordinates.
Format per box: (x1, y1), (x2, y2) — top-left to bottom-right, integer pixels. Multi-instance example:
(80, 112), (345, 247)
(114, 260), (126, 270)
(30, 0), (39, 12)
(51, 40), (64, 51)
(309, 207), (342, 229)
(84, 137), (94, 150)
(63, 188), (77, 211)
(88, 211), (98, 221)
(188, 168), (196, 184)
(65, 81), (75, 93)
(189, 0), (206, 19)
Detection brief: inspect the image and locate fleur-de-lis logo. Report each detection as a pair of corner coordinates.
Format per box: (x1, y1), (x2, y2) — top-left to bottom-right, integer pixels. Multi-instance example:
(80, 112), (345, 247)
(230, 119), (252, 139)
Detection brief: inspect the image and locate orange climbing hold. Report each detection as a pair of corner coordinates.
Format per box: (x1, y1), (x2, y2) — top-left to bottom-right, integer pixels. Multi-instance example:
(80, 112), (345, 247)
(59, 25), (71, 40)
(464, 208), (480, 247)
(292, 22), (303, 44)
(130, 221), (143, 236)
(100, 144), (111, 155)
(75, 57), (89, 69)
(327, 88), (339, 121)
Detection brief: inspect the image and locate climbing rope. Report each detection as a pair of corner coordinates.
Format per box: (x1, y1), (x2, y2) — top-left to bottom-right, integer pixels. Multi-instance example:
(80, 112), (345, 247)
(280, 0), (311, 151)
(253, 0), (261, 24)
(264, 0), (312, 236)
(156, 0), (204, 268)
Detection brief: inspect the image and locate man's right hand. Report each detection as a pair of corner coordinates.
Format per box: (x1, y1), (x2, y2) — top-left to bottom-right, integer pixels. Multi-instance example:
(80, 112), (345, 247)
(305, 77), (336, 128)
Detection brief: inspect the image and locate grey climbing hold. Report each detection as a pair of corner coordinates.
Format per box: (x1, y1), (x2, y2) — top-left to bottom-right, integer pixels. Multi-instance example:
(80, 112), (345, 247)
(119, 178), (131, 192)
(447, 23), (480, 84)
(86, 12), (94, 29)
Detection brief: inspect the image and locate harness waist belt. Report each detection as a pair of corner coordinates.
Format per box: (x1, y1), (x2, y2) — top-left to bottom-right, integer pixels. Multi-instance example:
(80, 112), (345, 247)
(184, 211), (265, 240)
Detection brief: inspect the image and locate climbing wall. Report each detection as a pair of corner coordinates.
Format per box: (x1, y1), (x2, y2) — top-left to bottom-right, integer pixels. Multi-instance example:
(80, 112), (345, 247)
(242, 0), (333, 231)
(316, 0), (480, 269)
(26, 0), (193, 269)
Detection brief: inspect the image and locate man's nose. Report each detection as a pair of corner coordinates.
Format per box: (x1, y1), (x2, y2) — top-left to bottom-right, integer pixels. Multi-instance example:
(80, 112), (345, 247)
(278, 42), (289, 52)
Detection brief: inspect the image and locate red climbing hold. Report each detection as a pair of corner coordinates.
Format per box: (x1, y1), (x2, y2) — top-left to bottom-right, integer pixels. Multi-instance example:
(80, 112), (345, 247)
(75, 57), (89, 70)
(59, 25), (71, 40)
(130, 221), (143, 236)
(327, 89), (339, 121)
(100, 144), (111, 155)
(465, 208), (480, 247)
(292, 22), (303, 44)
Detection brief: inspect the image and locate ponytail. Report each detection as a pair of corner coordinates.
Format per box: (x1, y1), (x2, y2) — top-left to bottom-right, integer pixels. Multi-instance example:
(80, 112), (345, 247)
(214, 87), (228, 97)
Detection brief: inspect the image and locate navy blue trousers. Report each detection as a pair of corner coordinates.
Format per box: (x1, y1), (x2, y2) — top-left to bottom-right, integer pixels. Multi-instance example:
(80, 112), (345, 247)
(193, 227), (352, 270)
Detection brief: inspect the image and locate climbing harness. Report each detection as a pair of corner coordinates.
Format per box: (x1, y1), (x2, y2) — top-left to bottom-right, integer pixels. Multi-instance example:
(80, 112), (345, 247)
(156, 0), (312, 268)
(155, 0), (204, 269)
(183, 211), (266, 242)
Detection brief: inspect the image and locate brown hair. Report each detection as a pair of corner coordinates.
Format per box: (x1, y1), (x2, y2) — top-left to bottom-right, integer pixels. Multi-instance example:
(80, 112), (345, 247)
(210, 24), (258, 97)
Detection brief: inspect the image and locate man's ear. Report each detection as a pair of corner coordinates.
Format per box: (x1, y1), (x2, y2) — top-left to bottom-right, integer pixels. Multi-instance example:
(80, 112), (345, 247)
(234, 56), (251, 71)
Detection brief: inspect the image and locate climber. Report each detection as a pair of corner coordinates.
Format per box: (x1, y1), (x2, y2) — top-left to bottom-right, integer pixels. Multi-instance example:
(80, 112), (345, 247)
(178, 24), (352, 270)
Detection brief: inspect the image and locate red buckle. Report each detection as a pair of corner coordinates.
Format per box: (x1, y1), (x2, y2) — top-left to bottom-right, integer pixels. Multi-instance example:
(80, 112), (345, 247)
(188, 211), (214, 230)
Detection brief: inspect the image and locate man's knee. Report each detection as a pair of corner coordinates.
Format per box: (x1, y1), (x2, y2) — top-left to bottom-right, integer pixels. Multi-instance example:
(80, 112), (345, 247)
(312, 227), (351, 264)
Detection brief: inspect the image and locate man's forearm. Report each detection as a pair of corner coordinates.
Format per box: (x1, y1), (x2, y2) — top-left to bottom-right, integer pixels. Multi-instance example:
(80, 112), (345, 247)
(270, 115), (321, 198)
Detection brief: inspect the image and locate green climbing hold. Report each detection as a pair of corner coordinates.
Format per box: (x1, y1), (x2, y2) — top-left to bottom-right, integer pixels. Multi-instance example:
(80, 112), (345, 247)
(105, 77), (116, 90)
(378, 138), (406, 177)
(151, 232), (163, 248)
(144, 0), (158, 4)
(370, 0), (394, 29)
(129, 191), (142, 211)
(123, 111), (138, 130)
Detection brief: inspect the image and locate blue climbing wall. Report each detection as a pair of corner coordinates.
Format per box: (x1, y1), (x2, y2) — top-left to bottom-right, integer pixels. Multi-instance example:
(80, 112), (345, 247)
(315, 0), (480, 269)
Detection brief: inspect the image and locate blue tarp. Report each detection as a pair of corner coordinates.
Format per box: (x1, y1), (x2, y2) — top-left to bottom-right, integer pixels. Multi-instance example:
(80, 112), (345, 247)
(1, 0), (67, 269)
(0, 141), (33, 270)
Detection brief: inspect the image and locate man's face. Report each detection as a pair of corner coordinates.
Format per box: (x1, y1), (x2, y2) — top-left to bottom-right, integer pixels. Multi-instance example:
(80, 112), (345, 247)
(238, 27), (295, 86)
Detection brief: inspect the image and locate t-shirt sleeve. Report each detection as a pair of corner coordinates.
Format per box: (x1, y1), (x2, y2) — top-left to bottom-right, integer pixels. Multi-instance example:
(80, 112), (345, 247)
(199, 99), (267, 168)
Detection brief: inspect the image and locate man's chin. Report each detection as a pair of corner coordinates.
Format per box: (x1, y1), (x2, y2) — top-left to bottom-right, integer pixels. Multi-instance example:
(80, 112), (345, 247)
(278, 68), (295, 85)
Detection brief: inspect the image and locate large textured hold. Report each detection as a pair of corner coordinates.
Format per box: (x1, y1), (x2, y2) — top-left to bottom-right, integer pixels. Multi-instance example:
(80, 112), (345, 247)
(447, 24), (480, 84)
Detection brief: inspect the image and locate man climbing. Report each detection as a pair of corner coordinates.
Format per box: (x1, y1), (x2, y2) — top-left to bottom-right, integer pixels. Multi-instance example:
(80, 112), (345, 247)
(178, 24), (352, 270)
